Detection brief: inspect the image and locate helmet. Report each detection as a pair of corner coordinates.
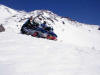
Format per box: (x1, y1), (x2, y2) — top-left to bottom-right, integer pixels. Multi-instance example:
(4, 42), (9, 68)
(30, 16), (33, 21)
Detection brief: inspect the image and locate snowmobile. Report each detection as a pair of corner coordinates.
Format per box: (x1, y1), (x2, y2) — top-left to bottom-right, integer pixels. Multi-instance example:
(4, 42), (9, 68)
(21, 17), (57, 40)
(32, 28), (57, 40)
(21, 25), (57, 40)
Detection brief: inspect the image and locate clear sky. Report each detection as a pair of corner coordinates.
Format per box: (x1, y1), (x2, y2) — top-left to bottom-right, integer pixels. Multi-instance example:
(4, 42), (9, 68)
(0, 0), (100, 25)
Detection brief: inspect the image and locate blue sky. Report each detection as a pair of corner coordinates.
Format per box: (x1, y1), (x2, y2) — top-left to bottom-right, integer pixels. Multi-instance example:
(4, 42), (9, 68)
(0, 0), (100, 25)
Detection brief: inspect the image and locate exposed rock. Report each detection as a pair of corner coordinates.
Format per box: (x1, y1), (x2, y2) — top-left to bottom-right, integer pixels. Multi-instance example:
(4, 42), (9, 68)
(0, 24), (5, 32)
(98, 27), (100, 30)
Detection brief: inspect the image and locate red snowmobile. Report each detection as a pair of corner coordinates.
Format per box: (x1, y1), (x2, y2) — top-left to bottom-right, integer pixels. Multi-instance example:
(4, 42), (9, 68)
(32, 29), (57, 40)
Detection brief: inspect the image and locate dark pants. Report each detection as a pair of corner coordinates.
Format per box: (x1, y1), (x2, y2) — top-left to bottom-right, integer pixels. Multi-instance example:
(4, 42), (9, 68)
(22, 27), (36, 35)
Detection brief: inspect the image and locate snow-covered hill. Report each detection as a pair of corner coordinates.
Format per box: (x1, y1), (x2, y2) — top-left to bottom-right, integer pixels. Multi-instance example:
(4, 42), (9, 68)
(0, 4), (100, 75)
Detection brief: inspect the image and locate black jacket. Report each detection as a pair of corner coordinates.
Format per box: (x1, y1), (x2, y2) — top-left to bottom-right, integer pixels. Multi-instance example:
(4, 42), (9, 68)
(22, 20), (39, 29)
(21, 19), (39, 34)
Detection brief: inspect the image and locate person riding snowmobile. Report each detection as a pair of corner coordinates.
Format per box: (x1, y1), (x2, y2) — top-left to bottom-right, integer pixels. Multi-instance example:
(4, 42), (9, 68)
(39, 21), (57, 40)
(21, 16), (39, 35)
(21, 16), (57, 40)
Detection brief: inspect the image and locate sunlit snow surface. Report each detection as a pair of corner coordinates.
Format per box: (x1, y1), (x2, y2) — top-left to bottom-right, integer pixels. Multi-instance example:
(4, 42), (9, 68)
(0, 4), (100, 75)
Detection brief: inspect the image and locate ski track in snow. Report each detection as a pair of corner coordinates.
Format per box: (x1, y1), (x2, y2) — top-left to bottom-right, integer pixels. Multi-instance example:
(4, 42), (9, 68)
(0, 4), (100, 75)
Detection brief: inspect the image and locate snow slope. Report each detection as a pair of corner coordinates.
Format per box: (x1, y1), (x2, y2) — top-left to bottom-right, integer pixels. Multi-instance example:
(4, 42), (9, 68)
(0, 5), (100, 75)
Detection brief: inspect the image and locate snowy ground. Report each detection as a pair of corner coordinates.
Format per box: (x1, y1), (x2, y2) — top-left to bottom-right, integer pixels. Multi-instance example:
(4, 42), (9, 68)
(0, 31), (100, 75)
(0, 4), (100, 75)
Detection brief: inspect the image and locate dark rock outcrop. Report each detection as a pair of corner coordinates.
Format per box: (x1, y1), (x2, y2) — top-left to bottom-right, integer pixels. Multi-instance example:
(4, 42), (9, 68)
(0, 24), (5, 32)
(98, 27), (100, 30)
